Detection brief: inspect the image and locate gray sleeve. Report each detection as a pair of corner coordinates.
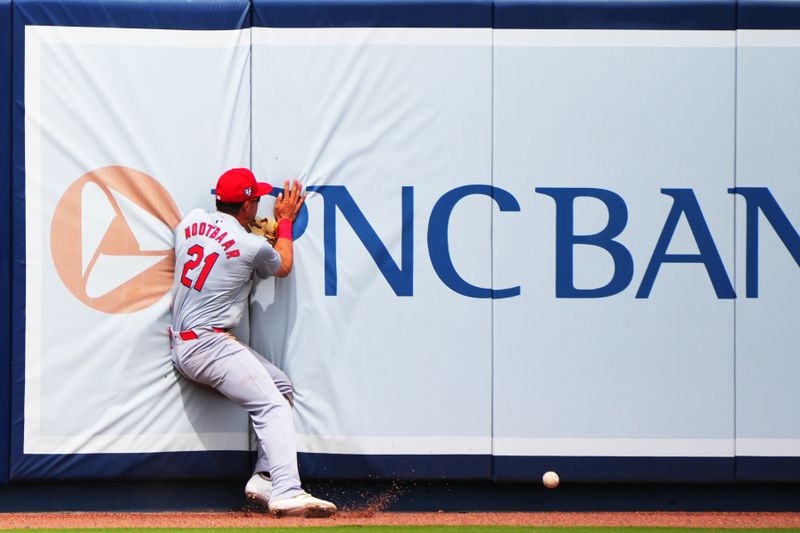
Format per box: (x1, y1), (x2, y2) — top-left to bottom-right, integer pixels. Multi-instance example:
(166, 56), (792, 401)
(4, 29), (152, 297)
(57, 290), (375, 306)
(253, 242), (282, 278)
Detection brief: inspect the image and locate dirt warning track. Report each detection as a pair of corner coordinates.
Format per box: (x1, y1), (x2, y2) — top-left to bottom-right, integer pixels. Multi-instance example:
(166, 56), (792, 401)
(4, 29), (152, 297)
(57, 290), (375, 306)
(1, 511), (800, 529)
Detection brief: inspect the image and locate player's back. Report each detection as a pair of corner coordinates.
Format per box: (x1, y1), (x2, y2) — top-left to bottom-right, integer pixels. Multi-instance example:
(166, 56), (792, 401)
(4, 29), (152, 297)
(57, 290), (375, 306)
(170, 208), (263, 331)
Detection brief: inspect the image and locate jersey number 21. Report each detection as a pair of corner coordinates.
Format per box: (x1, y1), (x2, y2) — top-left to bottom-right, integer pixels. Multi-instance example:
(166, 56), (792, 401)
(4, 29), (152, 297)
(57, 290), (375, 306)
(181, 244), (219, 291)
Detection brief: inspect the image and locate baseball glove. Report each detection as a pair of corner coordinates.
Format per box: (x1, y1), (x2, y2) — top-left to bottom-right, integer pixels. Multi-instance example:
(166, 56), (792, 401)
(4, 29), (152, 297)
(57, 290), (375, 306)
(248, 217), (278, 245)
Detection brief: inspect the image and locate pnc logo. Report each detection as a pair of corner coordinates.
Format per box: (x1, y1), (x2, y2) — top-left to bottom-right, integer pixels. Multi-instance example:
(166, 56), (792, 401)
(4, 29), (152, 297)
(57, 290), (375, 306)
(51, 166), (180, 314)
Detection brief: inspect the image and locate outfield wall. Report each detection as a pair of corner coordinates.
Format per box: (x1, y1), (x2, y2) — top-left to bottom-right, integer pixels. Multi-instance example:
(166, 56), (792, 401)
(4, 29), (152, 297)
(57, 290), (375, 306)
(1, 0), (11, 488)
(1, 0), (799, 486)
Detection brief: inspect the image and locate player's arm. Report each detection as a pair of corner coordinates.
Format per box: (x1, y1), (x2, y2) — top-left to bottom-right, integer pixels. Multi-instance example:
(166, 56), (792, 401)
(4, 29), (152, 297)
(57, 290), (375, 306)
(271, 179), (306, 278)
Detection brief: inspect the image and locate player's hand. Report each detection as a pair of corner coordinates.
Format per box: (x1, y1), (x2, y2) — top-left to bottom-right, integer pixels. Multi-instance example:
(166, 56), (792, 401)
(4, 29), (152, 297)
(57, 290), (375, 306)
(273, 179), (306, 222)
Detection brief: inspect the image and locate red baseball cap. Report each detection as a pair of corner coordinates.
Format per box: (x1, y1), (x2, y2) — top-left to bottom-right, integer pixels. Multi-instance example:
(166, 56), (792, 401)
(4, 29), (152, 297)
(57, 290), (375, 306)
(215, 168), (273, 202)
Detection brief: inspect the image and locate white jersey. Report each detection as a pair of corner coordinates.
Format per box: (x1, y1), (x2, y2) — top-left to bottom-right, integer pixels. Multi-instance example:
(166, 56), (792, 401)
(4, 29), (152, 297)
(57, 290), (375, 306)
(170, 208), (281, 331)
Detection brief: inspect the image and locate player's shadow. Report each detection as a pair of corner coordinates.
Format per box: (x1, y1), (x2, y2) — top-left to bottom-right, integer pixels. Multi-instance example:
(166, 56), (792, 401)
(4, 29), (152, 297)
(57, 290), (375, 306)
(246, 269), (300, 375)
(172, 364), (253, 454)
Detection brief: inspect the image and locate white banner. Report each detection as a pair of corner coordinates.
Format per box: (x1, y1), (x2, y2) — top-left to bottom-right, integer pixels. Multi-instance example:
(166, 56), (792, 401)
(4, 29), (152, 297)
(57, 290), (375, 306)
(735, 30), (800, 456)
(24, 26), (251, 454)
(492, 29), (737, 455)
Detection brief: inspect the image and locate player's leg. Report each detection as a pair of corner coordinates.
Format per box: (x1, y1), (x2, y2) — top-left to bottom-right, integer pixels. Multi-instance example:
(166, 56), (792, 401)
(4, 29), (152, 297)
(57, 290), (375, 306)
(248, 346), (295, 406)
(174, 333), (303, 502)
(244, 350), (294, 504)
(174, 333), (336, 516)
(248, 347), (294, 476)
(232, 343), (336, 516)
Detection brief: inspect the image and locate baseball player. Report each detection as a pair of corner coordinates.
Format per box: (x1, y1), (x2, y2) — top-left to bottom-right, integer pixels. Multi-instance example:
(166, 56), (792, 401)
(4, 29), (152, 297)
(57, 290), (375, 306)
(169, 168), (336, 517)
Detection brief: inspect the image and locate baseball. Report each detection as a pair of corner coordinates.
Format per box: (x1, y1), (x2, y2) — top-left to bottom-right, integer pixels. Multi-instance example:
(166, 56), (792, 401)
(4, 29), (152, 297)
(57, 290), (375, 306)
(542, 471), (560, 489)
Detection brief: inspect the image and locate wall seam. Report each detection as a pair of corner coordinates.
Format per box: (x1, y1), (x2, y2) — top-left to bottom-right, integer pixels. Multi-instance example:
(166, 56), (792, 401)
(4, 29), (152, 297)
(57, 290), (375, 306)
(248, 1), (256, 476)
(732, 0), (739, 482)
(489, 3), (496, 481)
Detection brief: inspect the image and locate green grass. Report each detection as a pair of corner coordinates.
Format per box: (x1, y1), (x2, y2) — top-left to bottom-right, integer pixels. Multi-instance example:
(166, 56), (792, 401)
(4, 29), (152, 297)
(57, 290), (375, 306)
(2, 526), (800, 533)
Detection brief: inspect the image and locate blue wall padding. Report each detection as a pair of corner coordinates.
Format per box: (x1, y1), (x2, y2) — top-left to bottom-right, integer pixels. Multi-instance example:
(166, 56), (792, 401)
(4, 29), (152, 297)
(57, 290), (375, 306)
(298, 453), (492, 480)
(736, 457), (800, 482)
(253, 0), (492, 27)
(494, 457), (735, 484)
(0, 0), (11, 488)
(10, 0), (23, 486)
(494, 0), (736, 29)
(739, 0), (800, 28)
(10, 0), (26, 487)
(12, 0), (250, 29)
(11, 451), (252, 480)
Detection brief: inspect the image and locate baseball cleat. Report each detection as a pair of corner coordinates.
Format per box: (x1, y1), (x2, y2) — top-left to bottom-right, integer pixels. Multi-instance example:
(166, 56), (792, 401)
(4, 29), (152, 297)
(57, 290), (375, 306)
(268, 491), (337, 518)
(244, 472), (273, 508)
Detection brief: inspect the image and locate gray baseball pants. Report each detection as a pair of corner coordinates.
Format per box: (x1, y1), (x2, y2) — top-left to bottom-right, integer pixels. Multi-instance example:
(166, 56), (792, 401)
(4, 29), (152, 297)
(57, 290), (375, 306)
(170, 327), (302, 502)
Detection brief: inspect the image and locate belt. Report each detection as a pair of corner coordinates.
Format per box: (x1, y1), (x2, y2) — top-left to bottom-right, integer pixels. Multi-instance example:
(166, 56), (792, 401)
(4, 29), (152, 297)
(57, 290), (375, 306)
(170, 326), (227, 341)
